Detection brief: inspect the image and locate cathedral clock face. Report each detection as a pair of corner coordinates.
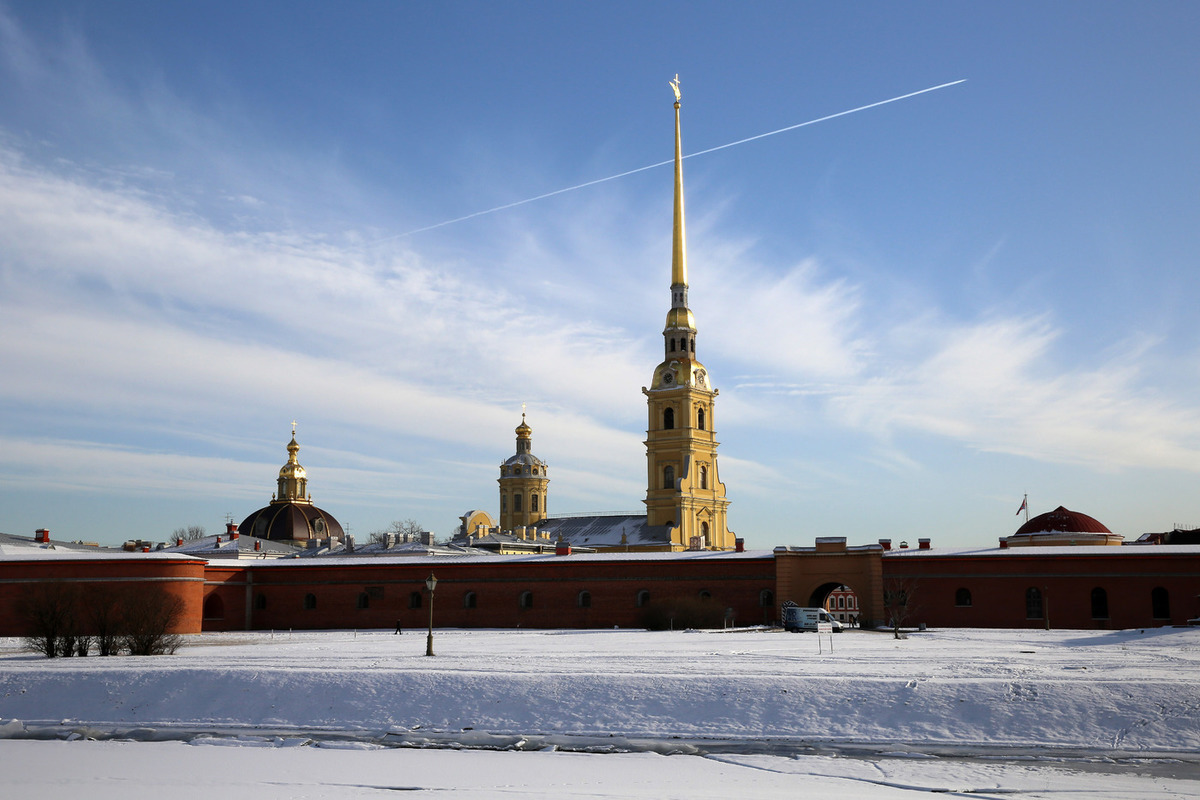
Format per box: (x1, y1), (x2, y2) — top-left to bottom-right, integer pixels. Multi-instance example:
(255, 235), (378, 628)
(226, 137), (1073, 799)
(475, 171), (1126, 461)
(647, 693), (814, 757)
(663, 371), (674, 385)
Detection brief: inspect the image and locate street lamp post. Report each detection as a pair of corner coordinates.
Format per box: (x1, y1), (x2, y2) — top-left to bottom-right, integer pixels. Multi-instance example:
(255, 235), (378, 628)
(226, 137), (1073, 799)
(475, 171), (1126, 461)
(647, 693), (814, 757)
(425, 573), (438, 656)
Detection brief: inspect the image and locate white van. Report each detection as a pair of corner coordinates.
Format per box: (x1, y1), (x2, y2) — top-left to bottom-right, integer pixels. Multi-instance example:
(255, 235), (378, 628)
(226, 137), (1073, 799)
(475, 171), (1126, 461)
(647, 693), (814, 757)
(782, 606), (844, 633)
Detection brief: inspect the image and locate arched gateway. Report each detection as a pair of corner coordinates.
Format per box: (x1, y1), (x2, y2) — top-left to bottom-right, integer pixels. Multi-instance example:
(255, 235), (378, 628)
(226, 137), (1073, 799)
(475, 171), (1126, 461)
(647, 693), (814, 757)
(774, 538), (885, 628)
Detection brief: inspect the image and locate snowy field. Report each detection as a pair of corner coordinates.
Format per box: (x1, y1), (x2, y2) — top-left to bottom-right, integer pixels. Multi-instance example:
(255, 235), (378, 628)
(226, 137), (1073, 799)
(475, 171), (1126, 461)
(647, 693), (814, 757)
(2, 626), (1199, 798)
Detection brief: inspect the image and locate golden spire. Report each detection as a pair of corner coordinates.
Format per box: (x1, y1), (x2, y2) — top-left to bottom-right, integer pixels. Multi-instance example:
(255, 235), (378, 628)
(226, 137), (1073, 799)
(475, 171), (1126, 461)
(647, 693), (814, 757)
(670, 74), (687, 289)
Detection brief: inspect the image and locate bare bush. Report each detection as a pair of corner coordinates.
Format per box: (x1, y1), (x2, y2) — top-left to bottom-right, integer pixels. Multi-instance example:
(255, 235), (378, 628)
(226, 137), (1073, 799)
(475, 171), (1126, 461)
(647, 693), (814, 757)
(883, 577), (920, 639)
(85, 585), (126, 656)
(121, 585), (185, 655)
(18, 582), (79, 658)
(19, 581), (186, 658)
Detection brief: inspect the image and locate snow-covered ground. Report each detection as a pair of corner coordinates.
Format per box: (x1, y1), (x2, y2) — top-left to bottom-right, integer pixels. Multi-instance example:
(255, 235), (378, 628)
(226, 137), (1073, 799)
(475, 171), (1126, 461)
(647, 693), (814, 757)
(3, 626), (1199, 798)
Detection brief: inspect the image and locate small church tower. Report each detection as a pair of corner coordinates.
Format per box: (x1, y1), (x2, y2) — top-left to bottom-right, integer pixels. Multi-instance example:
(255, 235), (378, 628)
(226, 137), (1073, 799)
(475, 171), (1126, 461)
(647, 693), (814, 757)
(642, 77), (733, 550)
(498, 412), (549, 531)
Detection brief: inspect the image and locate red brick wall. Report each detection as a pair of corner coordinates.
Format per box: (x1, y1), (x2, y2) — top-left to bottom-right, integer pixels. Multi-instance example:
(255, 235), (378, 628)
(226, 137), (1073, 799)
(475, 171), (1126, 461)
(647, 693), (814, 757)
(0, 557), (207, 636)
(882, 550), (1200, 629)
(201, 555), (777, 632)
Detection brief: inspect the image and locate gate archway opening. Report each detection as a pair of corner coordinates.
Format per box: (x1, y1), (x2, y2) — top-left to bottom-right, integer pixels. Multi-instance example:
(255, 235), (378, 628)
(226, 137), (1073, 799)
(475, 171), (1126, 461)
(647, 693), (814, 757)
(808, 582), (863, 628)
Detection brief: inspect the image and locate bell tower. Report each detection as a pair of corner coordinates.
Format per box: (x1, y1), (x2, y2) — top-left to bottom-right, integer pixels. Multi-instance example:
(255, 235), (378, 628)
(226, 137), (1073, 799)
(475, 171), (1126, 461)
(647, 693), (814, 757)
(498, 411), (549, 531)
(642, 77), (732, 550)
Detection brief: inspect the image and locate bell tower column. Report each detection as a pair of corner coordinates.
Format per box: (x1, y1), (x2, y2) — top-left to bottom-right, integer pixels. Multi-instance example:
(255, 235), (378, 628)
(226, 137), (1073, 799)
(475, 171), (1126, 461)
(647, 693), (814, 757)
(642, 77), (732, 551)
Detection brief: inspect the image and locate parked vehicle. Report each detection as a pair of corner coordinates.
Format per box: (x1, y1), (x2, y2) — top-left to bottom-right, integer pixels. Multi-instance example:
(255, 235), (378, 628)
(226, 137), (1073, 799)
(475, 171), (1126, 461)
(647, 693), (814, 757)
(782, 605), (844, 633)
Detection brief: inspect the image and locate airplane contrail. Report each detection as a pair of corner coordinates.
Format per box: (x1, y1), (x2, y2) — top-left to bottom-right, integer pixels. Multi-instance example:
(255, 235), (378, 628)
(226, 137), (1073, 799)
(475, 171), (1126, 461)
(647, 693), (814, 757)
(380, 79), (966, 241)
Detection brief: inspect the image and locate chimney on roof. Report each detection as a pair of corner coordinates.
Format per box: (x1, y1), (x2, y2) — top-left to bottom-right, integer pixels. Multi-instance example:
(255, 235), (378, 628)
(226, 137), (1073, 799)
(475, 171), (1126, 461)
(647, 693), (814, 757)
(879, 539), (892, 551)
(918, 538), (931, 550)
(142, 546), (150, 553)
(35, 528), (50, 544)
(176, 537), (184, 547)
(216, 535), (222, 545)
(227, 521), (239, 540)
(254, 540), (261, 552)
(735, 537), (745, 553)
(999, 538), (1009, 549)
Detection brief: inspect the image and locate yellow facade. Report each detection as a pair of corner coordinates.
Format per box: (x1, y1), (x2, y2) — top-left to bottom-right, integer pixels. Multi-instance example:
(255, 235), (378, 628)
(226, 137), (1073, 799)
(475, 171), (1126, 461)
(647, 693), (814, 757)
(642, 84), (733, 551)
(497, 414), (550, 531)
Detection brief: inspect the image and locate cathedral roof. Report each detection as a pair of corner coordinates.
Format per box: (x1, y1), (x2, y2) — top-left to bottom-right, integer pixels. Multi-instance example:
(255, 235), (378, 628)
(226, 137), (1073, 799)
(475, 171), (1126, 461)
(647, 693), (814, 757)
(240, 427), (345, 543)
(1014, 506), (1111, 536)
(239, 501), (345, 544)
(535, 515), (675, 549)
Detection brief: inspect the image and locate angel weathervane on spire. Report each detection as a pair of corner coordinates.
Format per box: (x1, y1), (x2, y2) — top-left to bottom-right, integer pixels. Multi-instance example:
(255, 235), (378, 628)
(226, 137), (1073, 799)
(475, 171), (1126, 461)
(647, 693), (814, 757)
(669, 74), (681, 103)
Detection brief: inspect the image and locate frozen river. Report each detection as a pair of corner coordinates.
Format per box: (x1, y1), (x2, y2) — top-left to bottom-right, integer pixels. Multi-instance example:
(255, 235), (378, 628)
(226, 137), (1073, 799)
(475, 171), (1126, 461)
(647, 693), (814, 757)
(3, 626), (1199, 797)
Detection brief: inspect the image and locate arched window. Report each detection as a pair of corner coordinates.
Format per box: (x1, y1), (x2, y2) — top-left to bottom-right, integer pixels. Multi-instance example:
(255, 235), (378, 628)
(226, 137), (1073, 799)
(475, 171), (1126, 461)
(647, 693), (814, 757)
(955, 588), (972, 607)
(1091, 587), (1109, 619)
(303, 593), (317, 610)
(679, 338), (687, 352)
(838, 596), (845, 609)
(409, 591), (422, 610)
(203, 594), (224, 620)
(1151, 587), (1170, 620)
(514, 493), (523, 512)
(698, 590), (712, 601)
(670, 339), (676, 352)
(759, 589), (774, 608)
(636, 590), (650, 608)
(700, 521), (709, 542)
(519, 591), (533, 609)
(1025, 587), (1042, 619)
(697, 408), (706, 431)
(578, 591), (591, 608)
(531, 493), (539, 512)
(663, 465), (675, 489)
(501, 493), (507, 511)
(699, 465), (708, 490)
(464, 591), (477, 609)
(255, 593), (267, 610)
(357, 592), (370, 609)
(689, 338), (695, 352)
(663, 408), (674, 430)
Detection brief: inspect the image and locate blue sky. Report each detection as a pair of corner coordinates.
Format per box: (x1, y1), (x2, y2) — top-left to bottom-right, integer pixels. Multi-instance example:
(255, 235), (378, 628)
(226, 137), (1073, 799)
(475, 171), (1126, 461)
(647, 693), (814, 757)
(2, 2), (1199, 547)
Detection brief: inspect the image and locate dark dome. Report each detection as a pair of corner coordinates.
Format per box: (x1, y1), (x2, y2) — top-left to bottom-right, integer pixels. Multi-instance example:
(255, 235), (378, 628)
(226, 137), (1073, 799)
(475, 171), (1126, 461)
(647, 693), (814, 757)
(240, 502), (345, 544)
(1014, 506), (1110, 536)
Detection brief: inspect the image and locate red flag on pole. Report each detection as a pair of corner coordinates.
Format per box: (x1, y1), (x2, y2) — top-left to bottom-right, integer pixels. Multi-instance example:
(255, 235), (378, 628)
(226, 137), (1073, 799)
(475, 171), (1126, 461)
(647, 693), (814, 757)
(1016, 497), (1028, 515)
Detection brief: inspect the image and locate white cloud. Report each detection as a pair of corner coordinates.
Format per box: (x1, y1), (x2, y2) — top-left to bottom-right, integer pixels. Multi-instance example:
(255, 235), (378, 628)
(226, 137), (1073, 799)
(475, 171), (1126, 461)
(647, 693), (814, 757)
(827, 315), (1200, 472)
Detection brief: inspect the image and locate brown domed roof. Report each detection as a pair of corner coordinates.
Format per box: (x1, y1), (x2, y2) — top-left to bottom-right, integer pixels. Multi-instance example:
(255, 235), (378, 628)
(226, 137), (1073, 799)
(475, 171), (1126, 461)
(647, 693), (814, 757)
(1014, 506), (1111, 536)
(240, 502), (345, 544)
